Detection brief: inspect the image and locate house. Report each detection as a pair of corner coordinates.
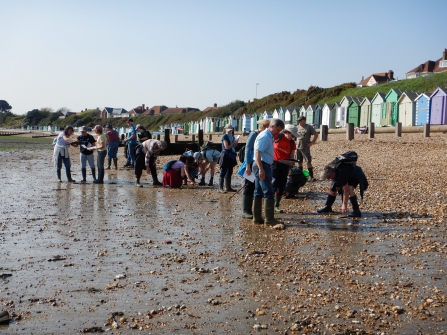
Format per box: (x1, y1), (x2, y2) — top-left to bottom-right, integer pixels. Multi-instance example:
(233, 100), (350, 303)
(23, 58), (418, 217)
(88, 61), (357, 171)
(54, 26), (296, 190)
(101, 107), (129, 118)
(128, 104), (152, 116)
(58, 110), (76, 119)
(147, 105), (168, 115)
(415, 93), (431, 126)
(202, 103), (219, 113)
(406, 49), (447, 79)
(359, 97), (372, 128)
(429, 87), (447, 125)
(347, 97), (363, 127)
(397, 91), (419, 127)
(358, 70), (395, 87)
(370, 93), (386, 126)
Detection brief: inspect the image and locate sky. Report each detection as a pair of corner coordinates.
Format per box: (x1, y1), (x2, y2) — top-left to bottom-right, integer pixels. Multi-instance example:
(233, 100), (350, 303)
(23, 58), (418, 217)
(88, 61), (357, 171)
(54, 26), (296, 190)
(1, 0), (446, 115)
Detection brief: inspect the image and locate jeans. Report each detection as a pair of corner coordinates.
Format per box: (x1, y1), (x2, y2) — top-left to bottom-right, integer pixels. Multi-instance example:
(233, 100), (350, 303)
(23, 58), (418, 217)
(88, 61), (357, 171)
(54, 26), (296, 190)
(126, 142), (136, 166)
(107, 142), (119, 159)
(56, 153), (71, 171)
(253, 161), (274, 199)
(80, 153), (95, 169)
(97, 150), (107, 169)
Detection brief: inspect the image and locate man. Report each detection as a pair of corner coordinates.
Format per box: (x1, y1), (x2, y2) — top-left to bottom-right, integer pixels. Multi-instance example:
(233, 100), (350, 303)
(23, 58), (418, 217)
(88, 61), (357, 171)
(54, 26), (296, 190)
(296, 115), (318, 181)
(194, 148), (220, 186)
(123, 119), (137, 167)
(134, 139), (167, 187)
(252, 118), (285, 225)
(241, 119), (271, 219)
(77, 126), (96, 183)
(105, 124), (120, 170)
(317, 162), (368, 217)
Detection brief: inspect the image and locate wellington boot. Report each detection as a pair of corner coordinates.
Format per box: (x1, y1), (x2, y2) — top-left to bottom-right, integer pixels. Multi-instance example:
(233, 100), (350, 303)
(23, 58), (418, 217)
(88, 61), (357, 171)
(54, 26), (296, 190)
(113, 158), (118, 170)
(274, 194), (283, 213)
(264, 198), (282, 225)
(198, 178), (206, 186)
(317, 195), (336, 213)
(106, 159), (111, 170)
(347, 195), (362, 217)
(242, 195), (253, 219)
(207, 177), (214, 186)
(57, 170), (62, 182)
(91, 168), (97, 182)
(308, 167), (317, 182)
(93, 169), (104, 184)
(66, 169), (75, 183)
(81, 168), (87, 183)
(136, 177), (142, 187)
(218, 178), (226, 193)
(252, 197), (264, 224)
(225, 177), (236, 192)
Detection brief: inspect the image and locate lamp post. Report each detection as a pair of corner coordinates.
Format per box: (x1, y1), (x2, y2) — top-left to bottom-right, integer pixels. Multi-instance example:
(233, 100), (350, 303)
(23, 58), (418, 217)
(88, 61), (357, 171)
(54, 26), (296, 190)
(256, 83), (259, 99)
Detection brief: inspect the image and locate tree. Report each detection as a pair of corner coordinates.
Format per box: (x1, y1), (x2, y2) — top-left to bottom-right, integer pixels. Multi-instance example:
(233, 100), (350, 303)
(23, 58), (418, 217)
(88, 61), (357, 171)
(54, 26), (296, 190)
(0, 100), (12, 113)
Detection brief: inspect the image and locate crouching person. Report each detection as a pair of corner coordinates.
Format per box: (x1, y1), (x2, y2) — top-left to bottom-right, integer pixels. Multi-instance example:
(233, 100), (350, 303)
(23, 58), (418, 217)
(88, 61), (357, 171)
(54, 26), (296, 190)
(317, 163), (368, 217)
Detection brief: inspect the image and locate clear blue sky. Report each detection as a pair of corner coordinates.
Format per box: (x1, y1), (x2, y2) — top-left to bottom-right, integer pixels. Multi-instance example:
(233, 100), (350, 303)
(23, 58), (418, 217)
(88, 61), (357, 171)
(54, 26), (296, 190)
(1, 0), (445, 115)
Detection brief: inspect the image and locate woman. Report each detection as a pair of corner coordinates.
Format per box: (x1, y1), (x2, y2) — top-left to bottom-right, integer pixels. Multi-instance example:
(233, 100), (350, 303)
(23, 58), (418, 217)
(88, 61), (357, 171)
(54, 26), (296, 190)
(53, 125), (78, 182)
(93, 125), (107, 184)
(272, 124), (298, 213)
(218, 124), (238, 193)
(136, 124), (152, 144)
(106, 124), (120, 170)
(77, 126), (97, 183)
(134, 139), (167, 187)
(162, 156), (188, 188)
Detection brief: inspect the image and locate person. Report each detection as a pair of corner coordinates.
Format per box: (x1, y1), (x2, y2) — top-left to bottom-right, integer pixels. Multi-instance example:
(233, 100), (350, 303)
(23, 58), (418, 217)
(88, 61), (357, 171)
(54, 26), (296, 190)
(123, 119), (137, 168)
(241, 119), (271, 219)
(272, 124), (298, 213)
(195, 148), (220, 186)
(317, 162), (368, 217)
(134, 139), (167, 187)
(162, 156), (189, 188)
(252, 118), (285, 224)
(355, 125), (368, 134)
(183, 155), (199, 185)
(77, 126), (97, 183)
(105, 124), (120, 170)
(296, 115), (318, 181)
(53, 125), (78, 182)
(93, 125), (107, 184)
(136, 124), (152, 144)
(218, 124), (238, 193)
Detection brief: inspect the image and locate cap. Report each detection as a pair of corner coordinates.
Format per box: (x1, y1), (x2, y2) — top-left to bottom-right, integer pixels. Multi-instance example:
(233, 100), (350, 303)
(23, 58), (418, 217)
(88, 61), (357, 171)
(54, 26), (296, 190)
(81, 126), (88, 132)
(297, 116), (306, 122)
(136, 124), (142, 129)
(256, 119), (271, 127)
(193, 152), (201, 162)
(106, 124), (113, 129)
(224, 124), (234, 130)
(284, 124), (301, 138)
(125, 118), (133, 123)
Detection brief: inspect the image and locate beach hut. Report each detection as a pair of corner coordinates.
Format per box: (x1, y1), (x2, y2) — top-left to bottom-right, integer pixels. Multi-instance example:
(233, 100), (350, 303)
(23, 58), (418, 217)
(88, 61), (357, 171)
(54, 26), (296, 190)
(347, 97), (363, 127)
(272, 109), (279, 119)
(313, 104), (323, 129)
(299, 106), (307, 117)
(397, 91), (419, 127)
(262, 111), (273, 120)
(336, 96), (353, 128)
(371, 92), (386, 126)
(415, 93), (431, 126)
(359, 97), (372, 127)
(284, 108), (291, 124)
(251, 113), (259, 130)
(306, 105), (315, 125)
(291, 108), (298, 124)
(242, 114), (252, 131)
(382, 89), (404, 126)
(429, 87), (447, 125)
(321, 103), (333, 128)
(278, 107), (286, 121)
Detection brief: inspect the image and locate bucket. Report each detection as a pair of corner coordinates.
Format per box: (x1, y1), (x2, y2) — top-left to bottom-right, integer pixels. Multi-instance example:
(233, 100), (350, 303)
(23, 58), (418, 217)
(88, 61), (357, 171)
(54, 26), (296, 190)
(303, 169), (309, 181)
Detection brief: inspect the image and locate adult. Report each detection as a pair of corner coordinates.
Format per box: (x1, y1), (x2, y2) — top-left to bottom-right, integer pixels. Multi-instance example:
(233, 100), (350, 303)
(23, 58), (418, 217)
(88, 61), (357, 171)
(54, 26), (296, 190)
(183, 155), (198, 185)
(272, 124), (298, 213)
(77, 126), (97, 183)
(218, 124), (238, 193)
(317, 162), (368, 217)
(93, 125), (107, 184)
(195, 149), (220, 186)
(53, 125), (78, 182)
(105, 124), (120, 170)
(241, 119), (271, 219)
(296, 115), (318, 181)
(136, 124), (152, 144)
(123, 118), (137, 168)
(252, 118), (285, 224)
(162, 156), (188, 188)
(134, 139), (167, 187)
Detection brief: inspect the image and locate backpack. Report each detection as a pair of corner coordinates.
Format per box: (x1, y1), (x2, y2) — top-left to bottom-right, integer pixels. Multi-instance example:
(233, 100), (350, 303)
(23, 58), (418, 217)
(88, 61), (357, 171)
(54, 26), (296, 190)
(200, 141), (213, 151)
(329, 151), (358, 169)
(237, 145), (246, 163)
(163, 160), (177, 171)
(183, 149), (194, 157)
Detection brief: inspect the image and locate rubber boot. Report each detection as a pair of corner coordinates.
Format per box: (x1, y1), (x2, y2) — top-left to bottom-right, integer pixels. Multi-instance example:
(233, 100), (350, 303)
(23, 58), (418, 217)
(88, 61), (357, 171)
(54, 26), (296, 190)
(151, 169), (162, 186)
(274, 194), (283, 213)
(308, 167), (316, 182)
(136, 176), (142, 187)
(252, 197), (264, 224)
(264, 198), (282, 225)
(81, 168), (87, 183)
(106, 159), (111, 170)
(198, 177), (206, 186)
(113, 158), (118, 170)
(242, 195), (253, 219)
(347, 195), (362, 217)
(91, 168), (97, 182)
(317, 194), (336, 213)
(94, 169), (104, 184)
(66, 169), (75, 183)
(207, 177), (214, 186)
(57, 170), (62, 182)
(218, 177), (226, 193)
(225, 177), (236, 192)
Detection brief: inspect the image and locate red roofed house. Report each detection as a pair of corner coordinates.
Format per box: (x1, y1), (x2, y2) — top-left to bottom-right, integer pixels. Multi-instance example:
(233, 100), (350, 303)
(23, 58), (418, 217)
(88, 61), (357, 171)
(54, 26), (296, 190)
(202, 103), (219, 112)
(147, 105), (168, 115)
(358, 70), (395, 87)
(128, 104), (150, 116)
(406, 49), (447, 79)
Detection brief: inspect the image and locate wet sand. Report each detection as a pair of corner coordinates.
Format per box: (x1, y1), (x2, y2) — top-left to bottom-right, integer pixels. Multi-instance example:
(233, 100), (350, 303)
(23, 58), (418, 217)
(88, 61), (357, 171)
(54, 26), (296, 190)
(0, 133), (446, 334)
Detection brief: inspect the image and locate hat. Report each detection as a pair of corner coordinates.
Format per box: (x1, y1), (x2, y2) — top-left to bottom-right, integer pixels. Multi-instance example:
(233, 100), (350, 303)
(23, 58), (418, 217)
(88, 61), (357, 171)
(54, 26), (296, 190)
(224, 124), (234, 130)
(284, 124), (301, 139)
(125, 118), (133, 123)
(106, 124), (113, 129)
(297, 115), (306, 122)
(81, 126), (88, 132)
(256, 119), (271, 127)
(193, 152), (201, 162)
(136, 124), (142, 129)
